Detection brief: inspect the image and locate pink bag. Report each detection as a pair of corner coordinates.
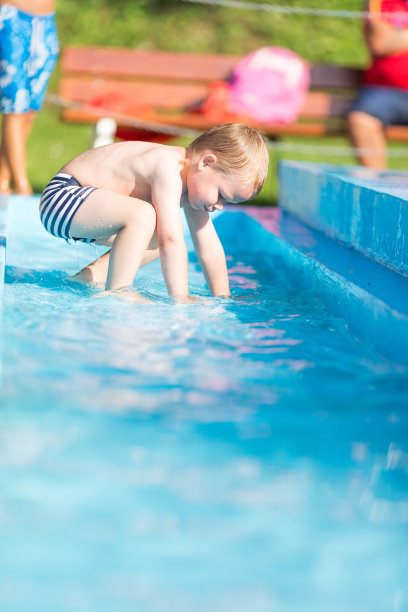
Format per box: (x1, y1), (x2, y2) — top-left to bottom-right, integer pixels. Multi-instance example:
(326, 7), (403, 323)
(229, 47), (310, 124)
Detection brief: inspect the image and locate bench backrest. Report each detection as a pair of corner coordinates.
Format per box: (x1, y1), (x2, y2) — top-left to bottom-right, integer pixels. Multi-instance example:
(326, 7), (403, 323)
(59, 46), (362, 121)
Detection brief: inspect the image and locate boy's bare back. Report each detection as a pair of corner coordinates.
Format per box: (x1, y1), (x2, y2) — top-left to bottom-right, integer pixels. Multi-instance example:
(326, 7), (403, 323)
(61, 141), (186, 202)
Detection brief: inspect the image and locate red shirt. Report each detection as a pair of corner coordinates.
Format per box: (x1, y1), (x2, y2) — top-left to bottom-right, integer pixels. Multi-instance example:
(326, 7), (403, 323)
(363, 0), (408, 90)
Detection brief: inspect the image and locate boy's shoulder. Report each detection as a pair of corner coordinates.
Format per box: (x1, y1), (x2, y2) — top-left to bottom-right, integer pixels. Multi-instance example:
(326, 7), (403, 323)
(141, 143), (187, 178)
(149, 142), (186, 161)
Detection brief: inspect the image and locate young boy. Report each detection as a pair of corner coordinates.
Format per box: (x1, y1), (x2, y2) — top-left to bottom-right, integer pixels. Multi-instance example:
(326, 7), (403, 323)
(40, 123), (269, 298)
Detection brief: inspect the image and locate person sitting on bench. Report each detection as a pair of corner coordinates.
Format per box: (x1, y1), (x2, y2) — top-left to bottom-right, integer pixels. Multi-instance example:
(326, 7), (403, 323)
(347, 0), (408, 169)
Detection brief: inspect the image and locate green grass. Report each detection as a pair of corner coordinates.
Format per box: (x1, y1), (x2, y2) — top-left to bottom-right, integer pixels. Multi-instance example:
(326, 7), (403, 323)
(15, 0), (408, 201)
(54, 0), (367, 64)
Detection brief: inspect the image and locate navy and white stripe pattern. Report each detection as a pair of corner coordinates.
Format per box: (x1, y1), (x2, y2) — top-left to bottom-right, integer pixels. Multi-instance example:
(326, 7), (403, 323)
(39, 172), (96, 244)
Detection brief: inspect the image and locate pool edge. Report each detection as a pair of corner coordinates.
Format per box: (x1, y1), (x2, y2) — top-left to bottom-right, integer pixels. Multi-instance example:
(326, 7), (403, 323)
(229, 206), (408, 365)
(278, 160), (408, 277)
(0, 194), (7, 292)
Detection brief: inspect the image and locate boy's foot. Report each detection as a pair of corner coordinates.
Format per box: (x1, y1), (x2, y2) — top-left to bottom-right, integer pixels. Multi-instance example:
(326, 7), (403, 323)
(68, 268), (105, 289)
(93, 287), (152, 304)
(70, 252), (110, 286)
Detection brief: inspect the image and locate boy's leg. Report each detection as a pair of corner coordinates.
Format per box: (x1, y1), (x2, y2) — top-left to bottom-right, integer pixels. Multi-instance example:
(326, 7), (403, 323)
(71, 246), (161, 286)
(69, 188), (157, 290)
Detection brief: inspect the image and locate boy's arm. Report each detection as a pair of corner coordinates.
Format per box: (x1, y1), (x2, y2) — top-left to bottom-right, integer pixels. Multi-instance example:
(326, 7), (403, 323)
(152, 174), (188, 297)
(184, 207), (230, 297)
(365, 10), (408, 56)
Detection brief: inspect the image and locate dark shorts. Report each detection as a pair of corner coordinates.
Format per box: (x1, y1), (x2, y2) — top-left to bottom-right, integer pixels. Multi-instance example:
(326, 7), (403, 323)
(347, 86), (408, 127)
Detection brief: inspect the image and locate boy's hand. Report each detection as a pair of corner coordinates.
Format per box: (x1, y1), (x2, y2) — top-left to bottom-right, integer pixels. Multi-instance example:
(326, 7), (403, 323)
(171, 294), (201, 304)
(93, 288), (153, 303)
(171, 295), (225, 306)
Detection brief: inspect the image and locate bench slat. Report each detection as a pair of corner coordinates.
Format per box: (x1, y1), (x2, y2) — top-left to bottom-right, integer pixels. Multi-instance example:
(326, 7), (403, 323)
(60, 77), (353, 119)
(62, 46), (239, 82)
(310, 63), (361, 89)
(61, 107), (338, 136)
(61, 107), (408, 142)
(301, 92), (351, 118)
(60, 77), (209, 110)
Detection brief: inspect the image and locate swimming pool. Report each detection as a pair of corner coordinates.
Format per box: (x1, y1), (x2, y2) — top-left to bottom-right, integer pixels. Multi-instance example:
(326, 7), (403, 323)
(1, 188), (407, 611)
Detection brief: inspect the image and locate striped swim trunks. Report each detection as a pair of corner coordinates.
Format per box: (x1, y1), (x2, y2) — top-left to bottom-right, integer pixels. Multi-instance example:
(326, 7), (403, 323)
(39, 173), (96, 244)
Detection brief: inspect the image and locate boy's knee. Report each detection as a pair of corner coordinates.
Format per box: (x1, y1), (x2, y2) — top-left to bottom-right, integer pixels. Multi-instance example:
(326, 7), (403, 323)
(127, 202), (156, 232)
(140, 202), (156, 231)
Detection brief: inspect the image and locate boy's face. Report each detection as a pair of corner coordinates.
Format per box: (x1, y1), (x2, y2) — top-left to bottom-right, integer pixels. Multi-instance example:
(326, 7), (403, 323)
(187, 153), (254, 212)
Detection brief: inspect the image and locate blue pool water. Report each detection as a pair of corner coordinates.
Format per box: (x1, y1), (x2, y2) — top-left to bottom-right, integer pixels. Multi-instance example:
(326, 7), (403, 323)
(1, 197), (408, 612)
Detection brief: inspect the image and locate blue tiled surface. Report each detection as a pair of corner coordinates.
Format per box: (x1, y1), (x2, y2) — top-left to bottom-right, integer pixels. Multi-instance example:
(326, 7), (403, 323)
(279, 161), (408, 276)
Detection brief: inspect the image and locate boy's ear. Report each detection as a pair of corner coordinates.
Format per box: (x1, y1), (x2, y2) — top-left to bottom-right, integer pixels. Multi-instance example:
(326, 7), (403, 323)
(199, 152), (217, 169)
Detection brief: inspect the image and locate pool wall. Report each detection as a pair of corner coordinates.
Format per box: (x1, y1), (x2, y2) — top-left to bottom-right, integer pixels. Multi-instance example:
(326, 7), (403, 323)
(0, 195), (6, 296)
(278, 161), (408, 276)
(247, 161), (408, 364)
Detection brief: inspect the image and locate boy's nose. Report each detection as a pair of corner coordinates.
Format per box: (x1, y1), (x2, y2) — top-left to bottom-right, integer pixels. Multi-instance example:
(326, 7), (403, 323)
(214, 203), (224, 211)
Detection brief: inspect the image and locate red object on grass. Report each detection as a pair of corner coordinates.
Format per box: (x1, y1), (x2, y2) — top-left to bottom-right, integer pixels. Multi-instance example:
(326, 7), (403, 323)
(86, 92), (173, 143)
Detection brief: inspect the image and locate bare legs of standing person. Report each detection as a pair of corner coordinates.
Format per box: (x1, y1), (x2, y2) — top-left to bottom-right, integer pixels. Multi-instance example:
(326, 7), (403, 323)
(347, 111), (387, 169)
(0, 111), (35, 194)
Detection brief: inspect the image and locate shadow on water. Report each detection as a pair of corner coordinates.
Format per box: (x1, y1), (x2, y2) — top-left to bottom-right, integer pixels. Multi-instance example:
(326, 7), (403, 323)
(5, 265), (83, 291)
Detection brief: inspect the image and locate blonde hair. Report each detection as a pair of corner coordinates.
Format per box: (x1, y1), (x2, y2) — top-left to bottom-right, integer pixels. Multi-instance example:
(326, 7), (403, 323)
(187, 123), (269, 195)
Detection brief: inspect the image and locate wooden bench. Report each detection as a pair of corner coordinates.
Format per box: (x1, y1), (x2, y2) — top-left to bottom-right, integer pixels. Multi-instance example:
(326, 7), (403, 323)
(56, 45), (408, 146)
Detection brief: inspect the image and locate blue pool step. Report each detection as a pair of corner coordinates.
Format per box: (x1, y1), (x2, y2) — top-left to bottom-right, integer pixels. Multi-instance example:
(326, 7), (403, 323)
(252, 161), (408, 364)
(279, 161), (408, 277)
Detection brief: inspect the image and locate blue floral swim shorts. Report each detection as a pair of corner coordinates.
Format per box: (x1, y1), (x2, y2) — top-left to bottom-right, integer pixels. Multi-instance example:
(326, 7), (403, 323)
(0, 4), (59, 113)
